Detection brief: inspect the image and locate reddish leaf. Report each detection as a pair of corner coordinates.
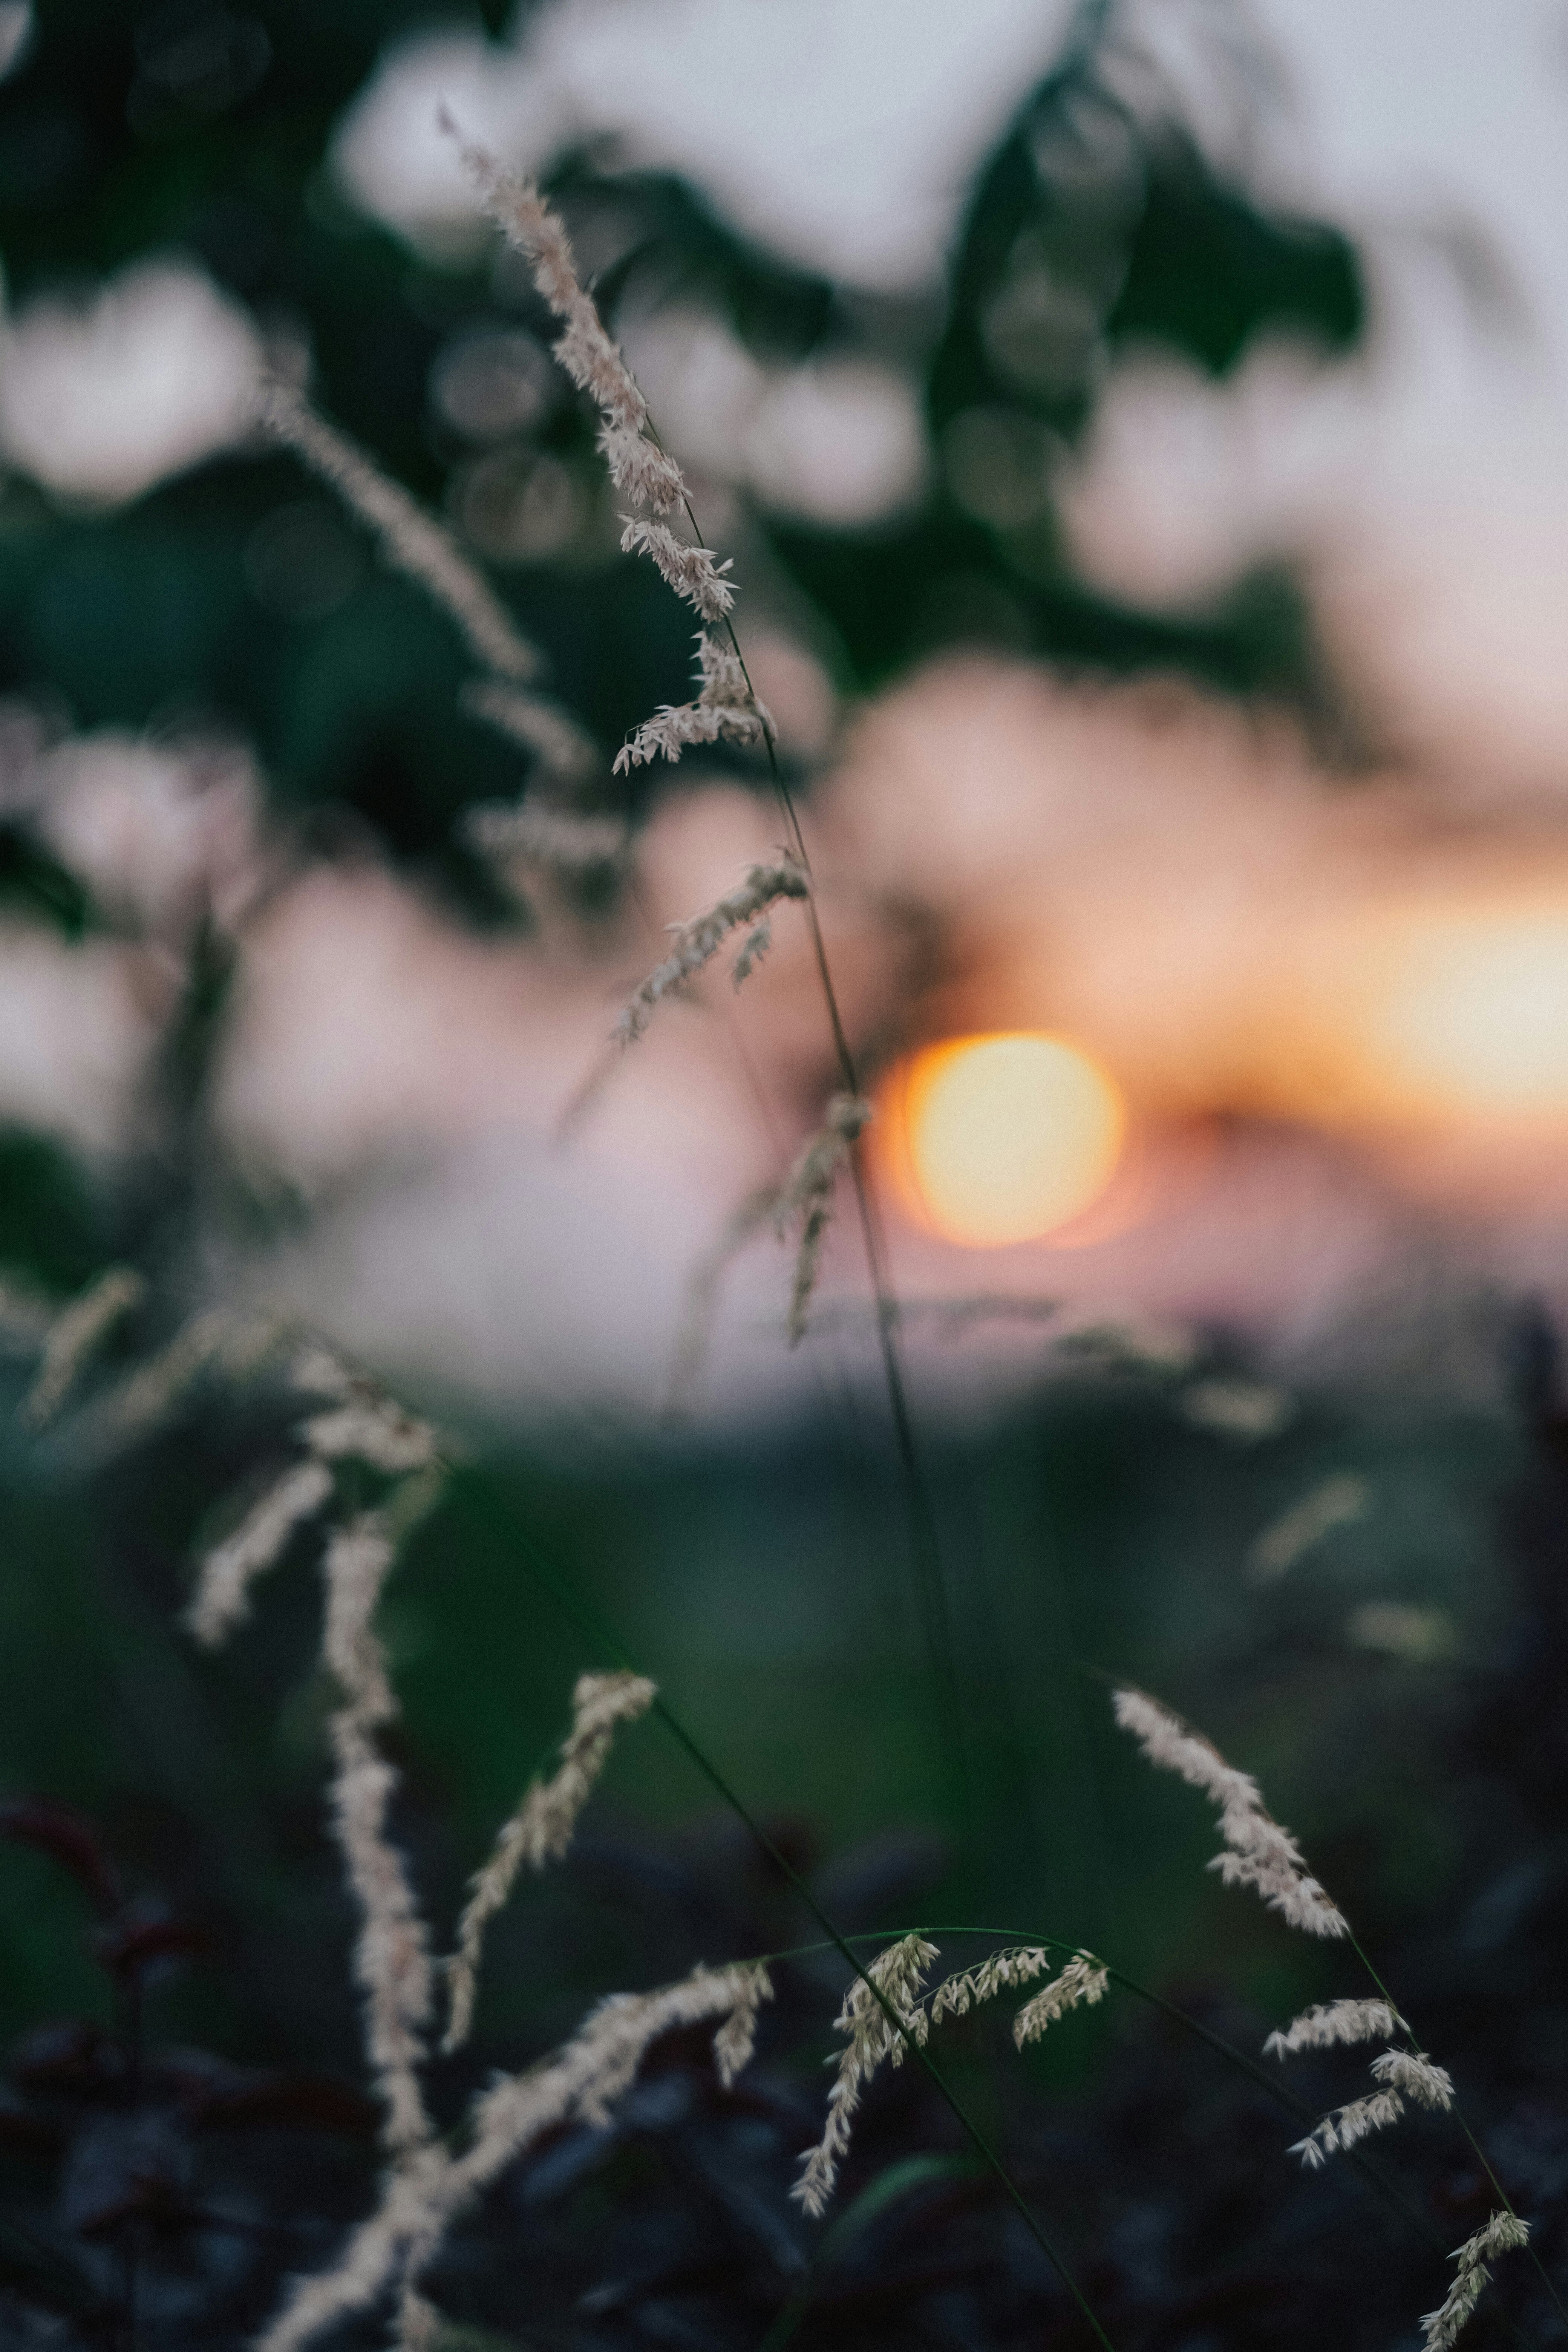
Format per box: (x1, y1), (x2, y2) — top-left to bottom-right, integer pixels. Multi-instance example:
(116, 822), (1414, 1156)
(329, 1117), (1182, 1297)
(61, 2114), (187, 2239)
(0, 1801), (122, 1918)
(96, 1914), (207, 1982)
(9, 2020), (121, 2099)
(185, 2068), (380, 2139)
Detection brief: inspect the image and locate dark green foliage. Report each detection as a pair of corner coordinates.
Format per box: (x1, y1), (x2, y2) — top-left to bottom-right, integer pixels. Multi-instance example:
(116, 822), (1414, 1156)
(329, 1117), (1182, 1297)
(0, 0), (1371, 908)
(0, 825), (92, 936)
(0, 1341), (1560, 2347)
(1106, 136), (1363, 374)
(0, 1130), (106, 1291)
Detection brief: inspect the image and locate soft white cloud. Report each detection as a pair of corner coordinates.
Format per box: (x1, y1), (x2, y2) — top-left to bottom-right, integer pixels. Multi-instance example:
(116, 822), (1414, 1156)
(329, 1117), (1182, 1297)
(332, 0), (1078, 289)
(744, 361), (927, 527)
(329, 29), (569, 259)
(0, 927), (165, 1155)
(34, 733), (262, 940)
(1056, 226), (1568, 788)
(618, 305), (926, 524)
(1055, 340), (1359, 610)
(0, 726), (271, 1156)
(1251, 0), (1568, 366)
(618, 305), (769, 476)
(1124, 0), (1568, 781)
(1314, 456), (1568, 788)
(0, 257), (262, 506)
(529, 0), (1075, 289)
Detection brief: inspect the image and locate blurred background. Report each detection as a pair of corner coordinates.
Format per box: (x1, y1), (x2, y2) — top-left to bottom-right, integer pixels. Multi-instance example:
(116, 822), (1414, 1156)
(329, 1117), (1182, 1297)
(3, 1), (1568, 2345)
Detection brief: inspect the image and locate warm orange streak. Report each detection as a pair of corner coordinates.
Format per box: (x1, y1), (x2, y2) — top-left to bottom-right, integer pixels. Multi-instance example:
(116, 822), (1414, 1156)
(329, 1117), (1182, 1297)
(1256, 893), (1568, 1136)
(1350, 904), (1568, 1121)
(881, 1031), (1127, 1248)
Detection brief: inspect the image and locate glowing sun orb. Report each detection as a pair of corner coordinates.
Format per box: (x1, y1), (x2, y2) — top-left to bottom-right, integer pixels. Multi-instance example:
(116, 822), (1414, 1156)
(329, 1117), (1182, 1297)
(883, 1031), (1127, 1248)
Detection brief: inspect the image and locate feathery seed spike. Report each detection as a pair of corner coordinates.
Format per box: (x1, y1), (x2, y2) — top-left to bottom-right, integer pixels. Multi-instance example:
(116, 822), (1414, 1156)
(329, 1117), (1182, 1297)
(459, 678), (599, 784)
(1369, 2047), (1454, 2110)
(320, 1511), (435, 2157)
(615, 630), (776, 773)
(925, 1945), (1052, 2026)
(1112, 1686), (1348, 1939)
(260, 1964), (761, 2352)
(22, 1266), (147, 1430)
(302, 1399), (436, 1475)
(1012, 1955), (1109, 2047)
(773, 1094), (874, 1344)
(712, 1962), (774, 2088)
(255, 382), (539, 685)
(1288, 2087), (1405, 2165)
(464, 798), (628, 879)
(1263, 1997), (1404, 2060)
(618, 516), (736, 620)
(792, 1933), (938, 2219)
(187, 1459), (334, 1648)
(616, 857), (808, 1045)
(443, 1669), (657, 2051)
(1420, 2212), (1530, 2350)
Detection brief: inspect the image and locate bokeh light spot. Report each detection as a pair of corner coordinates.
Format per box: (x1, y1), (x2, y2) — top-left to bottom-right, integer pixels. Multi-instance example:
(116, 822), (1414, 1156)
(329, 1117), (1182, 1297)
(1360, 906), (1568, 1119)
(883, 1031), (1127, 1247)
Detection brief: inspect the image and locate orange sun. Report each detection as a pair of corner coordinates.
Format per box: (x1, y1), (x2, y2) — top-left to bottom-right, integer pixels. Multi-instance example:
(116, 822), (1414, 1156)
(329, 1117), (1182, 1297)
(880, 1031), (1127, 1248)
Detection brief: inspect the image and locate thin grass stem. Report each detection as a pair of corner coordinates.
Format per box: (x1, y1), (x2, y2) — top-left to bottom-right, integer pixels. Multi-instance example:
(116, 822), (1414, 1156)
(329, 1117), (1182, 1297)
(657, 467), (970, 1834)
(1344, 1930), (1568, 2341)
(750, 1926), (1450, 2259)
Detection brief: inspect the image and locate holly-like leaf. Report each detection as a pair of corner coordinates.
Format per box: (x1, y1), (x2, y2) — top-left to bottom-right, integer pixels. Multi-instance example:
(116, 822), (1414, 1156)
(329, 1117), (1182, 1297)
(183, 2067), (380, 2139)
(0, 1800), (122, 1919)
(9, 2020), (122, 2100)
(96, 1913), (207, 1983)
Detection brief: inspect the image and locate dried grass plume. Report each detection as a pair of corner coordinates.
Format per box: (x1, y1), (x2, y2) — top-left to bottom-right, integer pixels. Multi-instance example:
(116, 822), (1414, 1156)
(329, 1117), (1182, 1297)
(1421, 2213), (1530, 2351)
(187, 1458), (334, 1647)
(616, 856), (809, 1045)
(793, 1932), (938, 2220)
(1011, 1953), (1110, 2046)
(615, 631), (775, 774)
(1111, 1687), (1347, 1938)
(320, 1511), (435, 2156)
(258, 1963), (769, 2352)
(22, 1266), (146, 1429)
(444, 1668), (657, 2051)
(773, 1093), (874, 1344)
(1264, 1997), (1404, 2060)
(255, 381), (539, 686)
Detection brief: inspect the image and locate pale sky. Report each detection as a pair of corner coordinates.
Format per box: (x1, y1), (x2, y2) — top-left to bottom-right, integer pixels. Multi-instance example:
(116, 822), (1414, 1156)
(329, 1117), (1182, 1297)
(360, 0), (1568, 362)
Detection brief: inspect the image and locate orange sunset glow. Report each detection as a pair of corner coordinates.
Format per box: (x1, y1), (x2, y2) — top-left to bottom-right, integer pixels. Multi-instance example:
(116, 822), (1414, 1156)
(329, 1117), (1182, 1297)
(1314, 897), (1568, 1128)
(879, 1031), (1128, 1248)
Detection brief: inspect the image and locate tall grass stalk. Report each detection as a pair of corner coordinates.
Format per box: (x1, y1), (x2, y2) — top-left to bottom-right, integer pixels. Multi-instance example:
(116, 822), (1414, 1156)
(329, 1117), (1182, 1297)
(22, 1274), (1557, 2350)
(772, 1926), (1459, 2258)
(258, 158), (974, 1831)
(437, 124), (972, 1833)
(711, 582), (972, 1828)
